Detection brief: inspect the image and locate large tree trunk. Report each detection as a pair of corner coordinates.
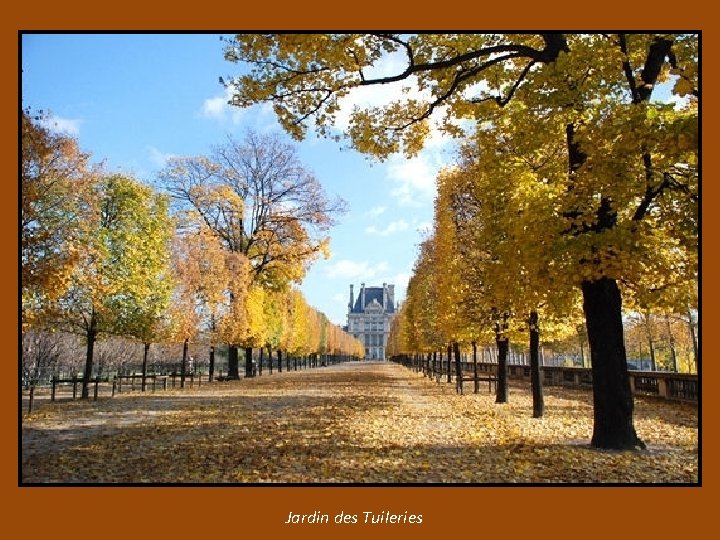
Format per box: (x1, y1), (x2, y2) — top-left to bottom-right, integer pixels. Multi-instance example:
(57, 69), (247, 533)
(227, 345), (240, 379)
(567, 115), (645, 449)
(582, 277), (645, 450)
(209, 346), (215, 382)
(277, 349), (283, 373)
(81, 313), (98, 399)
(141, 342), (150, 392)
(529, 311), (544, 418)
(245, 347), (254, 377)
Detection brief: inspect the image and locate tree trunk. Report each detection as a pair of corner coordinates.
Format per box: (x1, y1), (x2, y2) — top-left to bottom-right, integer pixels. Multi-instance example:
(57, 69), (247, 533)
(141, 342), (150, 392)
(582, 277), (645, 450)
(472, 342), (479, 394)
(529, 311), (544, 418)
(267, 345), (273, 374)
(453, 342), (462, 393)
(227, 345), (240, 379)
(81, 313), (98, 399)
(258, 346), (264, 376)
(245, 347), (253, 377)
(446, 345), (452, 383)
(495, 314), (509, 403)
(209, 346), (215, 382)
(495, 335), (509, 404)
(278, 349), (283, 373)
(180, 338), (188, 388)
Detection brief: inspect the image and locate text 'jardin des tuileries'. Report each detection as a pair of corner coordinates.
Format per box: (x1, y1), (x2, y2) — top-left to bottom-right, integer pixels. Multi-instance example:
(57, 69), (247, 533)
(284, 510), (423, 525)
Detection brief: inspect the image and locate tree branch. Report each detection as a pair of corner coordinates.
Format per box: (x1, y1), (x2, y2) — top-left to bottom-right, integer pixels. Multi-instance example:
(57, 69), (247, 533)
(617, 33), (640, 103)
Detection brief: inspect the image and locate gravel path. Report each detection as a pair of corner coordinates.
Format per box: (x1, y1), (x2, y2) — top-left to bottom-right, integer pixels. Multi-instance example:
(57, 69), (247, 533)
(21, 361), (698, 484)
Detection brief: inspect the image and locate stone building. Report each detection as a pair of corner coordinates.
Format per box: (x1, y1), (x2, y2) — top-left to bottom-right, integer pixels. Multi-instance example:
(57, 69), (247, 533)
(346, 283), (395, 360)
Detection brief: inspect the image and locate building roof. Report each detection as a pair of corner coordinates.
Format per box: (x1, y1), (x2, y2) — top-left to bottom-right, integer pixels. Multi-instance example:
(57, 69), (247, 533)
(352, 286), (395, 314)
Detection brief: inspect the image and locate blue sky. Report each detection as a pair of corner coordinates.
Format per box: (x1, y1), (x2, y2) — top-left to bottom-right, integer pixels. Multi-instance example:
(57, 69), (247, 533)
(22, 33), (457, 325)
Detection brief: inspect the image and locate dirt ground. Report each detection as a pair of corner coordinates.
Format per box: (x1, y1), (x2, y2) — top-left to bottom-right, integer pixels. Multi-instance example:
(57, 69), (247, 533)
(20, 361), (698, 484)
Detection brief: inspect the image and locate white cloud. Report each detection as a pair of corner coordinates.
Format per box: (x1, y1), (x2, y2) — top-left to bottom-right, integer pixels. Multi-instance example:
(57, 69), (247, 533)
(389, 271), (411, 304)
(365, 220), (409, 236)
(146, 146), (178, 168)
(39, 114), (82, 136)
(365, 205), (387, 218)
(201, 96), (228, 119)
(323, 259), (389, 280)
(386, 153), (442, 207)
(200, 86), (273, 126)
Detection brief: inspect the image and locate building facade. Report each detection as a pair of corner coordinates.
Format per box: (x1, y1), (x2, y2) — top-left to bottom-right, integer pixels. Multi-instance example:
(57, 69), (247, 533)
(346, 283), (395, 360)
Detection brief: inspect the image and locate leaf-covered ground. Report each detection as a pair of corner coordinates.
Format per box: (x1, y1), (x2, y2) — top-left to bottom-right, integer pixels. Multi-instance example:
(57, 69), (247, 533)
(21, 361), (698, 483)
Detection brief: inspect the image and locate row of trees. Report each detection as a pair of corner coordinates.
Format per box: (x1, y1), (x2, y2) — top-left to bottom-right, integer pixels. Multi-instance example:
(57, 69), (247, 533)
(22, 111), (363, 398)
(222, 33), (698, 450)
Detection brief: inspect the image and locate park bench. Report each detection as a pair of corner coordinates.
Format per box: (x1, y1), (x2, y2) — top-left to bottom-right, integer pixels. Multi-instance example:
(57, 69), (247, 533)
(457, 373), (498, 395)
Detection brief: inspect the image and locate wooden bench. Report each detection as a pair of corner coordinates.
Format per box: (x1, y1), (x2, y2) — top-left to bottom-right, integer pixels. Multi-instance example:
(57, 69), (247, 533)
(457, 374), (498, 395)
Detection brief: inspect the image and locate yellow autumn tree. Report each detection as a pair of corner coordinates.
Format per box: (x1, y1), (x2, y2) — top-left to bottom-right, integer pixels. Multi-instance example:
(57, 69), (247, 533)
(21, 110), (99, 330)
(169, 216), (241, 385)
(285, 288), (310, 366)
(262, 289), (289, 373)
(54, 175), (175, 398)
